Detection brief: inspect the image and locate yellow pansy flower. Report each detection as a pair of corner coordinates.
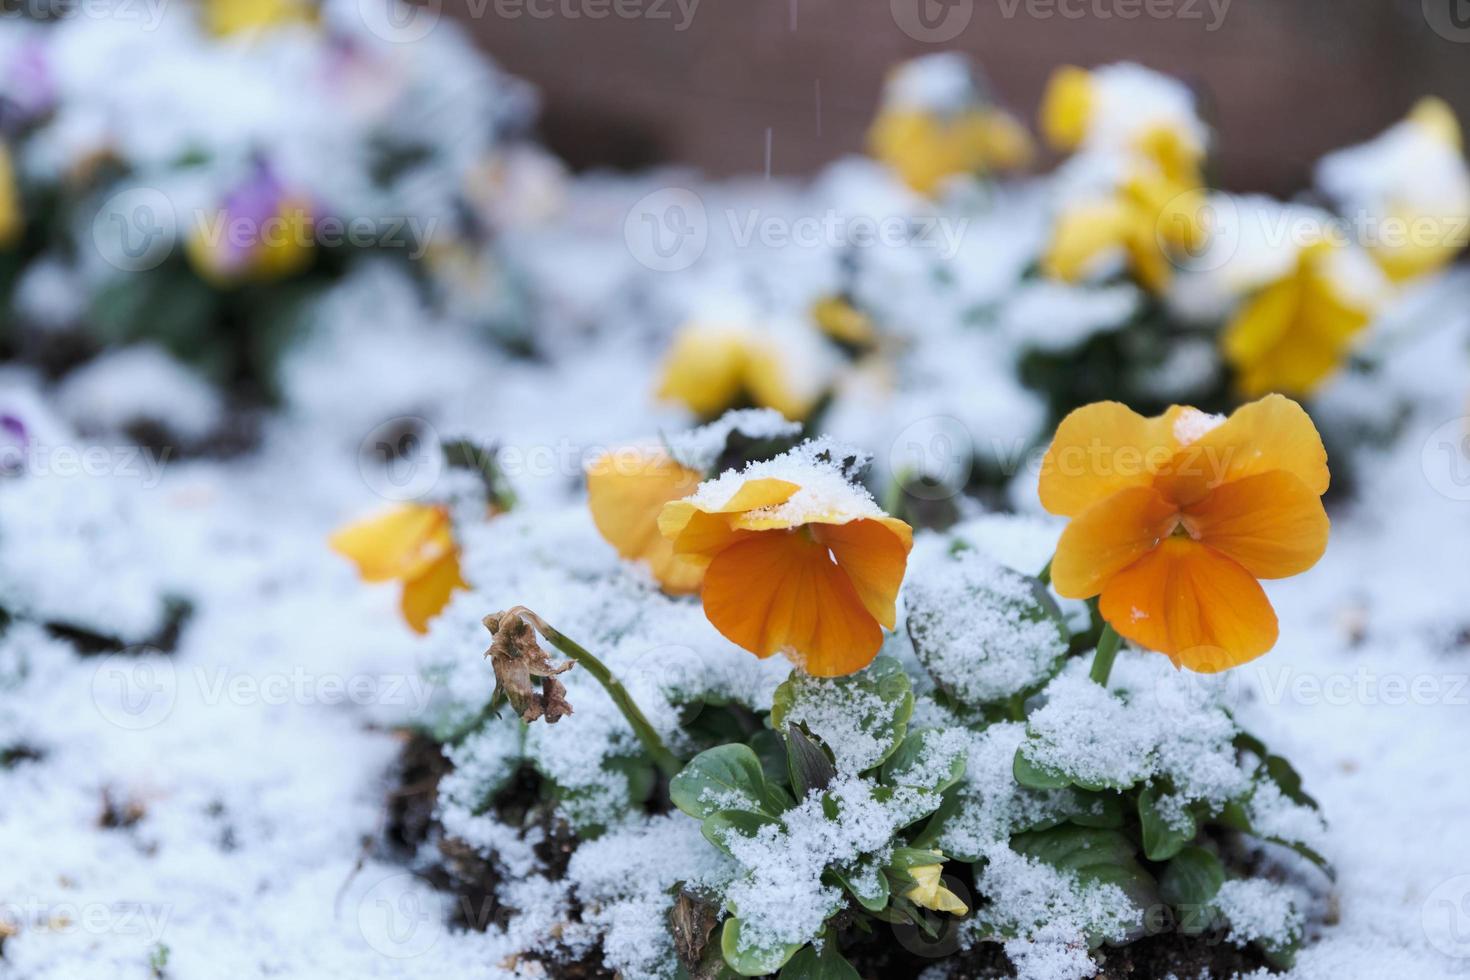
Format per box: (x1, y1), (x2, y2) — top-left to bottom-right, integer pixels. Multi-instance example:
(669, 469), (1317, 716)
(1221, 241), (1379, 398)
(810, 295), (877, 349)
(0, 145), (20, 249)
(1040, 66), (1094, 153)
(330, 503), (467, 634)
(1044, 168), (1208, 295)
(586, 448), (705, 594)
(1039, 63), (1206, 164)
(203, 0), (316, 35)
(904, 854), (969, 915)
(657, 321), (831, 423)
(869, 107), (1033, 196)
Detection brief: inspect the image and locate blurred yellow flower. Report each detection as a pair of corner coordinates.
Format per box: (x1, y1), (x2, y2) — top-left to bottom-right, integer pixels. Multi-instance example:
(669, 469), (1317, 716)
(1040, 66), (1094, 153)
(868, 107), (1033, 196)
(186, 165), (315, 287)
(1041, 396), (1330, 672)
(330, 503), (467, 634)
(810, 295), (877, 348)
(1043, 169), (1207, 295)
(657, 322), (827, 423)
(0, 145), (20, 249)
(204, 0), (316, 35)
(904, 854), (969, 915)
(1377, 98), (1466, 282)
(586, 448), (705, 594)
(659, 466), (912, 676)
(1221, 242), (1377, 398)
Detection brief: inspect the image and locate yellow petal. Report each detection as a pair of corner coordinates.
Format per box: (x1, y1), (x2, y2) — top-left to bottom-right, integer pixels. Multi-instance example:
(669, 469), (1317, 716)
(1051, 486), (1179, 599)
(1039, 66), (1093, 152)
(400, 551), (467, 634)
(701, 529), (884, 677)
(812, 295), (877, 347)
(1182, 470), (1329, 579)
(657, 326), (750, 418)
(744, 344), (821, 422)
(659, 477), (802, 560)
(1043, 199), (1133, 283)
(329, 504), (449, 583)
(586, 449), (706, 593)
(1409, 96), (1462, 152)
(1099, 537), (1278, 672)
(204, 0), (316, 34)
(1039, 402), (1183, 517)
(1159, 393), (1329, 506)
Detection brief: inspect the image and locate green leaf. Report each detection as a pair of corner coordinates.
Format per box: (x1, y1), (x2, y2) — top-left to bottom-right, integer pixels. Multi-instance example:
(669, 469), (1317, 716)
(785, 725), (837, 801)
(1066, 790), (1126, 829)
(1261, 754), (1319, 810)
(904, 550), (1069, 708)
(749, 729), (789, 788)
(701, 809), (780, 857)
(1013, 748), (1071, 790)
(778, 940), (861, 979)
(671, 745), (772, 820)
(1138, 784), (1197, 861)
(831, 865), (889, 913)
(881, 728), (967, 795)
(770, 658), (913, 773)
(720, 918), (801, 977)
(1158, 846), (1225, 910)
(1010, 825), (1158, 909)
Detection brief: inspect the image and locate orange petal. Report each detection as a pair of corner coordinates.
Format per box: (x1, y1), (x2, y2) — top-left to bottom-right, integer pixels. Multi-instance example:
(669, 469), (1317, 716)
(701, 530), (883, 677)
(1182, 470), (1329, 579)
(329, 504), (448, 583)
(1051, 486), (1179, 599)
(1099, 537), (1278, 672)
(1039, 402), (1183, 517)
(400, 551), (467, 634)
(587, 449), (706, 593)
(1159, 394), (1329, 506)
(812, 517), (913, 629)
(659, 477), (803, 559)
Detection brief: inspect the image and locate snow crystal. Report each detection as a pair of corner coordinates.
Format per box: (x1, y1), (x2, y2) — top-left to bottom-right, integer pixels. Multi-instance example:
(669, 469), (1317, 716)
(685, 437), (881, 524)
(665, 408), (801, 473)
(1213, 878), (1305, 949)
(1171, 407), (1225, 447)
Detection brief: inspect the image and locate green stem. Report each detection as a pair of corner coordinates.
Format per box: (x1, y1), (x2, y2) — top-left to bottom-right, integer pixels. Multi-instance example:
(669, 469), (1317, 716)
(1036, 557), (1052, 586)
(538, 623), (683, 780)
(1090, 624), (1122, 687)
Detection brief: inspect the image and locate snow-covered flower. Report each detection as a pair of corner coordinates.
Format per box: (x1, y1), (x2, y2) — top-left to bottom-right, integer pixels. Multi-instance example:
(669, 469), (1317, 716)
(658, 443), (912, 676)
(656, 319), (836, 423)
(1040, 62), (1208, 168)
(868, 54), (1033, 196)
(1041, 395), (1330, 672)
(1316, 96), (1470, 283)
(185, 160), (316, 286)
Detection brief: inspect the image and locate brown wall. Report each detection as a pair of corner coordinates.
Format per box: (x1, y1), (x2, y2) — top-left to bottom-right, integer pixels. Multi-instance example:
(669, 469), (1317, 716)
(454, 0), (1470, 193)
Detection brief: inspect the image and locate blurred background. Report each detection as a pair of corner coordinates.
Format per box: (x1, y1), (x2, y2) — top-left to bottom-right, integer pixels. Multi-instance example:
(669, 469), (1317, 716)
(460, 0), (1468, 193)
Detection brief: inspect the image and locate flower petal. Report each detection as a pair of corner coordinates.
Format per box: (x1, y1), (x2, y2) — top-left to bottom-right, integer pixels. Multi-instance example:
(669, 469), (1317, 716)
(400, 551), (467, 634)
(1182, 470), (1329, 579)
(813, 517), (913, 629)
(660, 477), (803, 560)
(1039, 401), (1183, 517)
(329, 504), (447, 583)
(1051, 486), (1179, 599)
(657, 326), (750, 418)
(1099, 537), (1278, 672)
(587, 449), (706, 593)
(701, 530), (883, 677)
(1159, 393), (1329, 506)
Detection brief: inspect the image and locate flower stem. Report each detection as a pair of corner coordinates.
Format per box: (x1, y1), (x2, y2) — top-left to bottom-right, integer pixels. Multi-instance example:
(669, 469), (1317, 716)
(1090, 624), (1122, 687)
(536, 620), (683, 780)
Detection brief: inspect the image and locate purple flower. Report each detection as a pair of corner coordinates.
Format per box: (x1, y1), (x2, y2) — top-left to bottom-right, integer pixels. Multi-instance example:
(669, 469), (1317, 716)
(0, 412), (27, 475)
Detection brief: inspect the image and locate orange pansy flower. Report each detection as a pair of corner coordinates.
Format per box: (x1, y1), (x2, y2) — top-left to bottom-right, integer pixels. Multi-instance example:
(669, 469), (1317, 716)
(330, 503), (468, 633)
(1040, 395), (1330, 672)
(658, 454), (913, 677)
(586, 447), (706, 594)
